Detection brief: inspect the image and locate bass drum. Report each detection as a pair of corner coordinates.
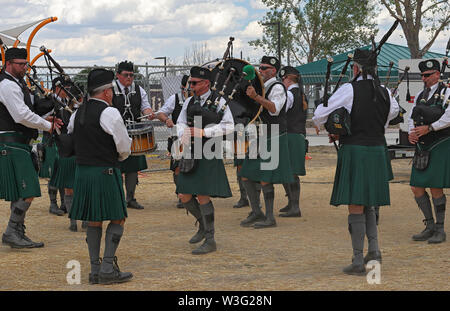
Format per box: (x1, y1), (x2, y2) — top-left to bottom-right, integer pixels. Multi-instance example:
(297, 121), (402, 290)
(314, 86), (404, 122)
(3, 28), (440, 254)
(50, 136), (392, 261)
(208, 58), (265, 126)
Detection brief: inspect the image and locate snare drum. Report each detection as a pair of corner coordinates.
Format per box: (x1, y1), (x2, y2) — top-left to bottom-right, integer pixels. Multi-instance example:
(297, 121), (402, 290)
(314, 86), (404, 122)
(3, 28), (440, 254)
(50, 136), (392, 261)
(126, 121), (157, 155)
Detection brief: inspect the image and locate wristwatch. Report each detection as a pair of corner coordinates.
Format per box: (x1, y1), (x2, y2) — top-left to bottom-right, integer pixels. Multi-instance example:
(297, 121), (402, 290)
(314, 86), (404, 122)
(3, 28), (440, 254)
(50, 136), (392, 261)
(428, 124), (434, 132)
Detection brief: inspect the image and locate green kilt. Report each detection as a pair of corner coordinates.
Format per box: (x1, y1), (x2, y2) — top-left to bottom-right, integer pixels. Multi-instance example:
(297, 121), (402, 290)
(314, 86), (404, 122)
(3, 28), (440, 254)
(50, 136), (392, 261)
(119, 155), (148, 173)
(39, 135), (59, 178)
(70, 165), (127, 221)
(177, 158), (232, 198)
(287, 133), (306, 176)
(330, 144), (391, 207)
(410, 137), (450, 188)
(238, 132), (294, 184)
(49, 156), (76, 189)
(0, 138), (41, 202)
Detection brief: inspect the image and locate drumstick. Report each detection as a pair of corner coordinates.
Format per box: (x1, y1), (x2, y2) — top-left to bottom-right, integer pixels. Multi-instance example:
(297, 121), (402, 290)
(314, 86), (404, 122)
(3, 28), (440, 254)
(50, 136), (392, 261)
(136, 113), (154, 120)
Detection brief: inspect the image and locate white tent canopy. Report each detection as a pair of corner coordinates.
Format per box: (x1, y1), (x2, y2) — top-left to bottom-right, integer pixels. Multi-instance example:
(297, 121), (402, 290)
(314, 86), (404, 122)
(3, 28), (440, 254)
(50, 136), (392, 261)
(0, 18), (47, 48)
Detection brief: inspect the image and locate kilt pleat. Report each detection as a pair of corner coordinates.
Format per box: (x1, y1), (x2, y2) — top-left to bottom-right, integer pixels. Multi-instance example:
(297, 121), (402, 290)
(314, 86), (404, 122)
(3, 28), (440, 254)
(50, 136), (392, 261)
(330, 144), (391, 207)
(70, 165), (127, 221)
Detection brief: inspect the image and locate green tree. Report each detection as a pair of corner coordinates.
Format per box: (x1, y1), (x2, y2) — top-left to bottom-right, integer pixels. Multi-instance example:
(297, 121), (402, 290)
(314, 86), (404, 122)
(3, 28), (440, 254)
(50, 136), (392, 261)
(380, 0), (450, 58)
(249, 0), (379, 64)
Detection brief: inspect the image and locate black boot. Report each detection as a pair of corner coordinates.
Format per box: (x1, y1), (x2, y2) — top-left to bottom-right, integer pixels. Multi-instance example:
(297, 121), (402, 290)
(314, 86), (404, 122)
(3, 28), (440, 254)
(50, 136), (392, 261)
(280, 177), (302, 217)
(98, 223), (133, 284)
(183, 198), (205, 244)
(192, 201), (216, 255)
(2, 200), (43, 248)
(254, 184), (277, 228)
(412, 193), (435, 241)
(233, 176), (249, 208)
(125, 172), (144, 209)
(240, 180), (265, 227)
(49, 185), (64, 216)
(428, 195), (446, 244)
(279, 183), (291, 213)
(343, 214), (366, 276)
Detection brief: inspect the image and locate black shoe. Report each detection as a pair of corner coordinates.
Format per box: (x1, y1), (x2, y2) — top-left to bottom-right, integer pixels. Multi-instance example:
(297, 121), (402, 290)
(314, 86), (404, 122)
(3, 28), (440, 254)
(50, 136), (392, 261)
(2, 232), (34, 249)
(176, 199), (184, 209)
(428, 231), (446, 244)
(192, 239), (216, 255)
(253, 218), (277, 229)
(60, 203), (67, 214)
(233, 198), (249, 209)
(240, 211), (266, 227)
(279, 208), (301, 217)
(16, 224), (44, 248)
(279, 205), (290, 213)
(49, 203), (65, 216)
(69, 224), (77, 232)
(89, 273), (99, 285)
(189, 228), (205, 244)
(412, 228), (435, 241)
(364, 251), (382, 264)
(127, 199), (144, 210)
(342, 263), (366, 276)
(98, 257), (133, 285)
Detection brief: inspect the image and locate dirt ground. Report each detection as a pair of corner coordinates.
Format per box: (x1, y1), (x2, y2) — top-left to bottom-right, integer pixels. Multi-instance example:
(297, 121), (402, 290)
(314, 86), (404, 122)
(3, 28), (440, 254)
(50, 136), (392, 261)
(1, 145), (449, 291)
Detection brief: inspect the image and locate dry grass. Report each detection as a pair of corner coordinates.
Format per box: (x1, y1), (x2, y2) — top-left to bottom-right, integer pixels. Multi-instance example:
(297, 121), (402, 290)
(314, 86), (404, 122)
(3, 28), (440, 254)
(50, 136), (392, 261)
(1, 146), (449, 291)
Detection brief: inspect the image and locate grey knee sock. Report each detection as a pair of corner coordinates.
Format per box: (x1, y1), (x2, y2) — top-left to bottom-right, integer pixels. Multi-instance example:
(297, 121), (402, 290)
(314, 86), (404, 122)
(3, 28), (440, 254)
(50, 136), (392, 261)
(5, 199), (31, 234)
(65, 194), (76, 226)
(199, 201), (215, 240)
(100, 223), (124, 274)
(86, 226), (102, 274)
(432, 195), (446, 232)
(415, 193), (434, 227)
(242, 180), (263, 215)
(59, 188), (65, 206)
(262, 184), (275, 220)
(183, 198), (202, 221)
(365, 207), (379, 253)
(48, 185), (58, 204)
(348, 214), (366, 266)
(125, 172), (138, 202)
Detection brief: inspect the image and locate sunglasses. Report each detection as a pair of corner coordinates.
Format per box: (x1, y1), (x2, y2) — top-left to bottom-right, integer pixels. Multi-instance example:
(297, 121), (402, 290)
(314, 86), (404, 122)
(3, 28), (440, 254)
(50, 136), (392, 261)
(11, 61), (28, 67)
(259, 66), (273, 71)
(189, 80), (204, 86)
(421, 72), (436, 78)
(120, 73), (134, 78)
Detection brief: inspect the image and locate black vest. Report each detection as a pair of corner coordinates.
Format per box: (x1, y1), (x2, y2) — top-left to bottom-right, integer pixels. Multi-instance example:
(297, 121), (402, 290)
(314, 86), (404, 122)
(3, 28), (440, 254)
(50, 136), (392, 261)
(112, 81), (142, 123)
(414, 88), (450, 145)
(172, 93), (184, 124)
(340, 80), (390, 146)
(259, 81), (287, 135)
(286, 87), (307, 135)
(73, 99), (118, 167)
(0, 72), (38, 140)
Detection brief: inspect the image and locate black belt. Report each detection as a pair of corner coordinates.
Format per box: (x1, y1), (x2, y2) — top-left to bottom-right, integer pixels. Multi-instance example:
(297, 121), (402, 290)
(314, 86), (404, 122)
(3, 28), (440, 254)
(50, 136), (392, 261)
(0, 135), (31, 145)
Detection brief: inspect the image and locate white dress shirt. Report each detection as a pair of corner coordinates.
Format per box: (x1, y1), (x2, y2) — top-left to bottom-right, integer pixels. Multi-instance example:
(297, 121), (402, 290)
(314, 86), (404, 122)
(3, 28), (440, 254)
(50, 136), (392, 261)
(312, 75), (399, 129)
(157, 92), (185, 117)
(0, 72), (52, 132)
(408, 82), (450, 133)
(115, 80), (151, 111)
(265, 77), (287, 116)
(285, 83), (300, 112)
(67, 99), (131, 162)
(176, 90), (234, 139)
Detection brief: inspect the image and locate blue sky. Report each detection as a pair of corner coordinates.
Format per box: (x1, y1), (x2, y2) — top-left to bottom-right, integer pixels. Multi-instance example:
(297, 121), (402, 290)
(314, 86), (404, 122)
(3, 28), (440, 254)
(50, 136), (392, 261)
(0, 0), (448, 67)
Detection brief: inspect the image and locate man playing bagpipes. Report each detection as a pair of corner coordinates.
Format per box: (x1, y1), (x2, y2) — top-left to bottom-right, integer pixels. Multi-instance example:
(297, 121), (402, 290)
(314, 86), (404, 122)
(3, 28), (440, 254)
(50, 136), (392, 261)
(0, 47), (62, 249)
(312, 47), (399, 275)
(176, 66), (234, 255)
(408, 58), (450, 244)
